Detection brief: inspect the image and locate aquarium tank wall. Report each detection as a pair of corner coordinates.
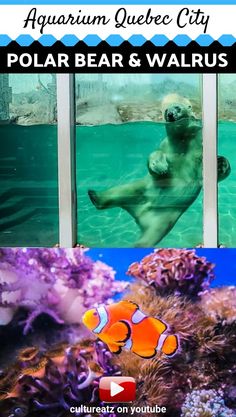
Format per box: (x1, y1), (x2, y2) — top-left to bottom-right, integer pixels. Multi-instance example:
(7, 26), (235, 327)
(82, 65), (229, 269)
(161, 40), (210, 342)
(0, 74), (59, 246)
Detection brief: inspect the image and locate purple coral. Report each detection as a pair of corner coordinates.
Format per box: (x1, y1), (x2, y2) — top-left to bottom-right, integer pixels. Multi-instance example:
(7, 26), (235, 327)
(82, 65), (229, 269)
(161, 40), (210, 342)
(0, 248), (127, 334)
(0, 341), (120, 417)
(127, 249), (215, 298)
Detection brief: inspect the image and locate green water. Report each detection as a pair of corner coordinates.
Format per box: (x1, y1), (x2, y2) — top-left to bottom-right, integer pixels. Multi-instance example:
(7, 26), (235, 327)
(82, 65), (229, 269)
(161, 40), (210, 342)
(0, 122), (235, 247)
(218, 121), (236, 247)
(76, 122), (203, 248)
(0, 124), (58, 247)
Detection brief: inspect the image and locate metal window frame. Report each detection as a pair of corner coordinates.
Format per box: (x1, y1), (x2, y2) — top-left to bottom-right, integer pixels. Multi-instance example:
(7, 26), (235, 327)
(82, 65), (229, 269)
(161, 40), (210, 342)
(202, 74), (218, 248)
(56, 73), (219, 248)
(56, 73), (77, 247)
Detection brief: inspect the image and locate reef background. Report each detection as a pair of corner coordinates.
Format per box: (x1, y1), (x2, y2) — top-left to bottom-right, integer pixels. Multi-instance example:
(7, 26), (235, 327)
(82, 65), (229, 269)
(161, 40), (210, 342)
(0, 248), (235, 417)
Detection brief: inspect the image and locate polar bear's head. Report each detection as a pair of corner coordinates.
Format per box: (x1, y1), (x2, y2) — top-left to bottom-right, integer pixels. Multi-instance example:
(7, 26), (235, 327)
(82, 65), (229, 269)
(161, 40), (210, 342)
(161, 94), (195, 122)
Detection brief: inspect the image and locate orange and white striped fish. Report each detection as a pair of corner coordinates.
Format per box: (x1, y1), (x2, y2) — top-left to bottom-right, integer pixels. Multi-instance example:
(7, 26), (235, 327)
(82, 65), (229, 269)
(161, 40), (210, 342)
(82, 300), (179, 359)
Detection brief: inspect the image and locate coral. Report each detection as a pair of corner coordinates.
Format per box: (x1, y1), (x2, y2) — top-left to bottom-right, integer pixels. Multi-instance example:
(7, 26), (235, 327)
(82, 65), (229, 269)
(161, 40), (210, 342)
(225, 386), (236, 410)
(119, 281), (236, 415)
(196, 287), (236, 376)
(200, 286), (236, 325)
(127, 249), (215, 299)
(0, 248), (127, 333)
(123, 283), (198, 340)
(0, 341), (120, 417)
(181, 389), (236, 417)
(115, 351), (175, 416)
(1, 248), (236, 417)
(114, 285), (195, 413)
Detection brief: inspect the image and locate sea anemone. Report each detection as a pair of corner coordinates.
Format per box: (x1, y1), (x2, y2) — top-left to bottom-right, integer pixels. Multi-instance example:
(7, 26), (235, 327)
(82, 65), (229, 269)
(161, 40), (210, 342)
(0, 341), (120, 417)
(200, 286), (236, 325)
(114, 285), (195, 414)
(118, 280), (236, 414)
(197, 286), (236, 365)
(115, 351), (176, 416)
(181, 389), (236, 417)
(127, 249), (215, 299)
(0, 248), (127, 333)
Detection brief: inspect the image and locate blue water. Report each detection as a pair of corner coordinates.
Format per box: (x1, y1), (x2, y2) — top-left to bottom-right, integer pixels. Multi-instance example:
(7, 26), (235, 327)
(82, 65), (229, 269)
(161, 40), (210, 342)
(88, 248), (236, 287)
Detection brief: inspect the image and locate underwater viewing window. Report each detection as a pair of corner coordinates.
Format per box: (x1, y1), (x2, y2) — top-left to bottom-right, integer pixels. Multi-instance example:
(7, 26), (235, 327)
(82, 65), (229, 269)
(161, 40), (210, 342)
(0, 73), (233, 248)
(218, 74), (236, 247)
(75, 74), (203, 248)
(0, 74), (59, 246)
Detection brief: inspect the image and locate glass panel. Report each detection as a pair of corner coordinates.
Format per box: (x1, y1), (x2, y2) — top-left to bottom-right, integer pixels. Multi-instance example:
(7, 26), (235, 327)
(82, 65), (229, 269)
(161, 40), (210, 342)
(218, 74), (236, 247)
(0, 74), (58, 246)
(76, 74), (203, 248)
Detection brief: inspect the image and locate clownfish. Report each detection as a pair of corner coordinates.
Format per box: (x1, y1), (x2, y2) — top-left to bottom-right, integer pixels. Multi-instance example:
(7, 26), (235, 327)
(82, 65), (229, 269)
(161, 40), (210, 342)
(82, 300), (179, 359)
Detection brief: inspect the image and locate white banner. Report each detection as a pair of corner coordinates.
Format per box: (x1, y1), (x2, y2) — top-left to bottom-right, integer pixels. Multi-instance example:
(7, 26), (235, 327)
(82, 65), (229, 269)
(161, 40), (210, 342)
(0, 5), (235, 39)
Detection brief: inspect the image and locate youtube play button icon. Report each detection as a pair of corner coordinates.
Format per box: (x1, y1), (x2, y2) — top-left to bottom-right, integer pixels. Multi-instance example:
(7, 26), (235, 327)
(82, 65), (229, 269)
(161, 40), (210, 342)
(99, 377), (136, 403)
(111, 381), (124, 397)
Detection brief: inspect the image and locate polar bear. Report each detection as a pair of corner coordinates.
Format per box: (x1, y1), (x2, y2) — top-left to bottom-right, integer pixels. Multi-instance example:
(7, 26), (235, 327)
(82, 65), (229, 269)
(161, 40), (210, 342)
(88, 94), (231, 247)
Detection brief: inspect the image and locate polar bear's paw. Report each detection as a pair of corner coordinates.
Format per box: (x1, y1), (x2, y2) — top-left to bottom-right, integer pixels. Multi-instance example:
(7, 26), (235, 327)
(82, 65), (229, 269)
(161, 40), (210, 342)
(148, 150), (169, 177)
(217, 156), (231, 182)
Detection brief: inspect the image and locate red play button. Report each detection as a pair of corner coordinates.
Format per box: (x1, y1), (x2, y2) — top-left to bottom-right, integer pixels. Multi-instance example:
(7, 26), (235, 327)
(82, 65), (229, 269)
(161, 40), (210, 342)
(99, 377), (136, 403)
